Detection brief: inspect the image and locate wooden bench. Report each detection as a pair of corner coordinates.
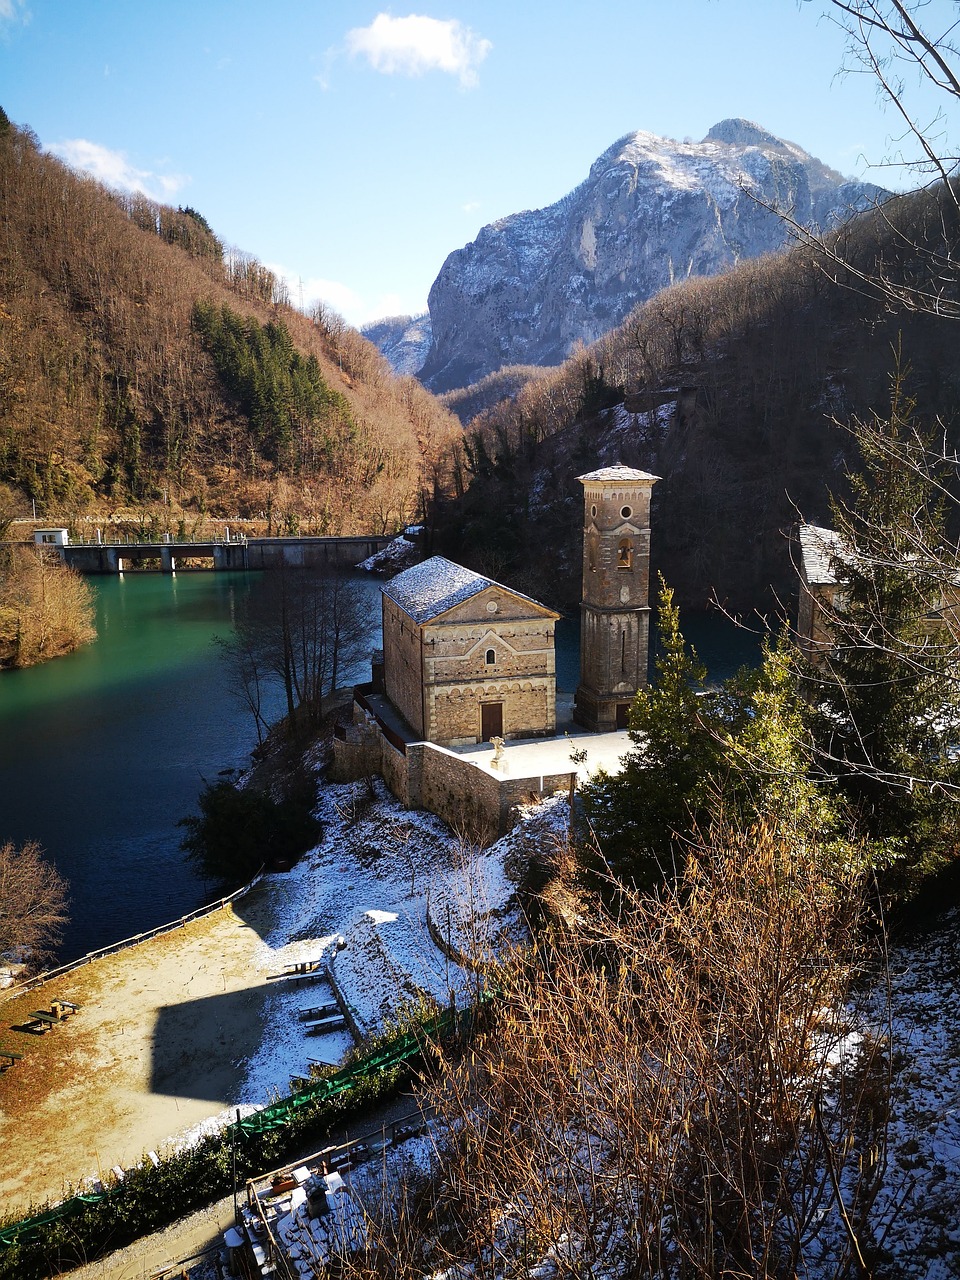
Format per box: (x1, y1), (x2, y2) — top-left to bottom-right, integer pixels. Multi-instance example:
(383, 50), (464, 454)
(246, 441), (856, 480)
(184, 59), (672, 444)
(25, 1012), (57, 1033)
(0, 1049), (23, 1070)
(304, 1015), (346, 1035)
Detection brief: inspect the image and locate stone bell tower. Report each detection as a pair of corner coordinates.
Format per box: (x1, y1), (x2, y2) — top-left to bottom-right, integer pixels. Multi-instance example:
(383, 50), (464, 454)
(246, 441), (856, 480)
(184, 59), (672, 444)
(574, 465), (659, 732)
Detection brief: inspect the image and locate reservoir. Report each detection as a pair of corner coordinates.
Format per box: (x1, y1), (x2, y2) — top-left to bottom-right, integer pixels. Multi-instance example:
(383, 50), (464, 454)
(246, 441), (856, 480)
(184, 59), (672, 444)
(0, 570), (759, 965)
(0, 571), (382, 962)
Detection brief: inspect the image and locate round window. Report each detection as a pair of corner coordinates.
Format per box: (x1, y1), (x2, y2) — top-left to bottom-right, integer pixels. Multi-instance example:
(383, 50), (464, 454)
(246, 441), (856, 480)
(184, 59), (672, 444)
(486, 600), (499, 613)
(621, 505), (632, 519)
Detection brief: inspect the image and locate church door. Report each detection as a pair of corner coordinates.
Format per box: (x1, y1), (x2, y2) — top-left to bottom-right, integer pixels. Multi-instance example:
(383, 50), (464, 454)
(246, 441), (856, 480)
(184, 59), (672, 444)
(481, 702), (503, 741)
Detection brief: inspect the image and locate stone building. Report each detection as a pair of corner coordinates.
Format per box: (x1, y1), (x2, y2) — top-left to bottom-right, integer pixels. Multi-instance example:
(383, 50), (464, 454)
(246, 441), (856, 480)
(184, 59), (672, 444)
(575, 465), (659, 731)
(381, 556), (560, 748)
(796, 521), (960, 661)
(796, 523), (845, 659)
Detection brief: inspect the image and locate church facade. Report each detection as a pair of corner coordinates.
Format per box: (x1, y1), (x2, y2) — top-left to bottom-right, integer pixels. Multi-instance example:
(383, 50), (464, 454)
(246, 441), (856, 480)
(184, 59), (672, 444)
(381, 556), (560, 748)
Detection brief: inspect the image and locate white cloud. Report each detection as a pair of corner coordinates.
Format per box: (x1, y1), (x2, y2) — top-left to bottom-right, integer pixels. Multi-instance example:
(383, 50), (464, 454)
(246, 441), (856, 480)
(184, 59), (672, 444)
(0, 1), (29, 26)
(269, 266), (423, 327)
(461, 200), (480, 213)
(44, 139), (188, 201)
(345, 13), (491, 89)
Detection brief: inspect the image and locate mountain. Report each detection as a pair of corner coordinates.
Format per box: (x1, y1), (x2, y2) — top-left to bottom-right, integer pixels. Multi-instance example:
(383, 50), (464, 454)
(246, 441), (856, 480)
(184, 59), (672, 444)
(416, 119), (887, 394)
(360, 313), (432, 377)
(432, 182), (960, 613)
(0, 113), (458, 532)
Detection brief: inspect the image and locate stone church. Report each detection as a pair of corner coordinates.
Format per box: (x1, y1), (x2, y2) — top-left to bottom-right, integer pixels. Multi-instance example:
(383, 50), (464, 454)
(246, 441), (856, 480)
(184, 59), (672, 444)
(378, 463), (658, 746)
(381, 556), (560, 748)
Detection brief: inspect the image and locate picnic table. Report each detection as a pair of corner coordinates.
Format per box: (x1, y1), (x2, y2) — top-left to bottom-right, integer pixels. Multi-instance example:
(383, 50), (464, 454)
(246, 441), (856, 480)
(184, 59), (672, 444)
(297, 1003), (339, 1022)
(0, 1048), (23, 1070)
(50, 999), (80, 1019)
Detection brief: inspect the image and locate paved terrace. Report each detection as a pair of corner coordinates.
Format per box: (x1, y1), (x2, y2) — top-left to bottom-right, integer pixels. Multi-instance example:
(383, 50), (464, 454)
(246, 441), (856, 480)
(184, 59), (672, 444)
(452, 726), (631, 785)
(364, 689), (632, 786)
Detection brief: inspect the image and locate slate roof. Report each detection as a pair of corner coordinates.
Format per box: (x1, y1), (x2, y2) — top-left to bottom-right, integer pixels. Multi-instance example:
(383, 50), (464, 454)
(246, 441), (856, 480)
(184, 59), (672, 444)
(383, 555), (555, 624)
(577, 465), (660, 484)
(798, 523), (845, 585)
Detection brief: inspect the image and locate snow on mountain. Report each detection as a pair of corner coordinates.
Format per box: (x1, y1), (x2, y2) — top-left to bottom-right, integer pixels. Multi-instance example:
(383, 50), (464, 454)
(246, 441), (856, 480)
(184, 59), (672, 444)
(417, 118), (888, 393)
(361, 312), (433, 377)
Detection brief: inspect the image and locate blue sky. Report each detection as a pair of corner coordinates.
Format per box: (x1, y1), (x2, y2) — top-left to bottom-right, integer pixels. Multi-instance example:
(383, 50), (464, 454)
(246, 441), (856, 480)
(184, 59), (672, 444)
(0, 1), (955, 325)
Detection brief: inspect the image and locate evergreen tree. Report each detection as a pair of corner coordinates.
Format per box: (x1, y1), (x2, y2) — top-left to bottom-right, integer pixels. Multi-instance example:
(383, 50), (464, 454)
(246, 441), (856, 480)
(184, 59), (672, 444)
(809, 365), (960, 896)
(581, 576), (729, 887)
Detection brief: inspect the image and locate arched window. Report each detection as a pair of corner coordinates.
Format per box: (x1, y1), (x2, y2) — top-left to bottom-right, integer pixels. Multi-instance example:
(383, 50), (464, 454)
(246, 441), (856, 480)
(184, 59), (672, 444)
(485, 648), (496, 665)
(617, 538), (633, 569)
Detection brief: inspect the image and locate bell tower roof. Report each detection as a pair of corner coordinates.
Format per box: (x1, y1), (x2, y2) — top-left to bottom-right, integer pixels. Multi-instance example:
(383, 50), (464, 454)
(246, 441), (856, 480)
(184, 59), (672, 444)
(578, 465), (660, 484)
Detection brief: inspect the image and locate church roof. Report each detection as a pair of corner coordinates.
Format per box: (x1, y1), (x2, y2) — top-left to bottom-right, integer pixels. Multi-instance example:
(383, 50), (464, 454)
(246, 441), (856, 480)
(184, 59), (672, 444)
(578, 465), (660, 484)
(383, 556), (553, 624)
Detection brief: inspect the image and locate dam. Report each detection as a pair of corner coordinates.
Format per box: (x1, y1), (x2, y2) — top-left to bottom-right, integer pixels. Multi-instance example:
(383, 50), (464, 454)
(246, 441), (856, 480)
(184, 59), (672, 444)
(32, 529), (391, 574)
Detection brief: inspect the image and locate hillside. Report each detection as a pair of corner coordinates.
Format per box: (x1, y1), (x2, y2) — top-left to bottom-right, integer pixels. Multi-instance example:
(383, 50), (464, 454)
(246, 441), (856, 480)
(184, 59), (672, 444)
(433, 182), (960, 613)
(416, 119), (886, 394)
(0, 113), (460, 535)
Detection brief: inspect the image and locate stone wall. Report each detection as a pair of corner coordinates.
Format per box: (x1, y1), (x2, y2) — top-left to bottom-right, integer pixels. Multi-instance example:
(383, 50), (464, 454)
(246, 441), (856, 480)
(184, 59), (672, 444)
(382, 595), (424, 737)
(330, 703), (573, 841)
(427, 678), (555, 747)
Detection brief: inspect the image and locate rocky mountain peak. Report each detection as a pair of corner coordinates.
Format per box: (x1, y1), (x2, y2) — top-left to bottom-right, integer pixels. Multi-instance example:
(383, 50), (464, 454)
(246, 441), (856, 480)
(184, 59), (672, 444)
(408, 121), (885, 394)
(704, 117), (797, 151)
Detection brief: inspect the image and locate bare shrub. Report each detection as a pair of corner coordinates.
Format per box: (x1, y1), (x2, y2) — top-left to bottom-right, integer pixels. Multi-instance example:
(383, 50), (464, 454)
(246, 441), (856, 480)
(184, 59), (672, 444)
(328, 816), (887, 1278)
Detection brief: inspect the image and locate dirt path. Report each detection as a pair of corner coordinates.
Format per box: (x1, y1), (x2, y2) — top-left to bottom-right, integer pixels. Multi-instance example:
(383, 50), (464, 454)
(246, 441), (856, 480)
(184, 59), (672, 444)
(0, 883), (282, 1213)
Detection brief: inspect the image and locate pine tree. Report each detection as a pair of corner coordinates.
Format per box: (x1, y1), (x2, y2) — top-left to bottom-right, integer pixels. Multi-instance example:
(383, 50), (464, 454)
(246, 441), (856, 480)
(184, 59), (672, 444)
(809, 364), (960, 895)
(581, 576), (728, 887)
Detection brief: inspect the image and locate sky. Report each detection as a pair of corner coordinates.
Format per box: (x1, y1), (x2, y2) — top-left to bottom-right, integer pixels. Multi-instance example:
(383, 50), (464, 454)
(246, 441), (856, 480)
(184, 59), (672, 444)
(0, 0), (956, 327)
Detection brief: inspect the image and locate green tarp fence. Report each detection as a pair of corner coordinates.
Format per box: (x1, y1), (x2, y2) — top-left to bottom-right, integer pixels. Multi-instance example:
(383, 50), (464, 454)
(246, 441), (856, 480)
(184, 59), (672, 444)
(0, 1003), (473, 1249)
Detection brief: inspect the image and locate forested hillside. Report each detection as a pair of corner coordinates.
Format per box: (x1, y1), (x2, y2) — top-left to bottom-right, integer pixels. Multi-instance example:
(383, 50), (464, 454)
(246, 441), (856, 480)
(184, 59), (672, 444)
(436, 183), (960, 611)
(0, 112), (459, 536)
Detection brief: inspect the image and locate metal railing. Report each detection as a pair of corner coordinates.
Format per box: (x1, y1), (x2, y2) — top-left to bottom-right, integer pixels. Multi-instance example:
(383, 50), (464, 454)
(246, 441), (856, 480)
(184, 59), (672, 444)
(1, 872), (264, 1004)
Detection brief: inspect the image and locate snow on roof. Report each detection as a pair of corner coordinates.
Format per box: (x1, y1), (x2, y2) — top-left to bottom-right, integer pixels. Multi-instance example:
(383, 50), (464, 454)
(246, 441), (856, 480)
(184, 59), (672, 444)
(383, 555), (552, 624)
(798, 523), (846, 585)
(577, 465), (660, 484)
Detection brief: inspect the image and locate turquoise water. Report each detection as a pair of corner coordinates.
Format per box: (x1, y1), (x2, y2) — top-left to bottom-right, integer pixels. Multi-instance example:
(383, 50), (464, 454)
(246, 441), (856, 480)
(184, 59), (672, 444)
(554, 608), (763, 692)
(0, 572), (380, 962)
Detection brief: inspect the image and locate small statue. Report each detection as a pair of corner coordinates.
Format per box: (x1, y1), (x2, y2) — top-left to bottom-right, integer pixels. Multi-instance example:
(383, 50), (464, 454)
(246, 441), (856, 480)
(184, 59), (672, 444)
(490, 736), (505, 769)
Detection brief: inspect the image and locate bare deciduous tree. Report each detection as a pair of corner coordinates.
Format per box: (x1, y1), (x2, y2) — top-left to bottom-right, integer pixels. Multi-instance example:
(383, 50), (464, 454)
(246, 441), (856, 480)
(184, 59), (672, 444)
(0, 840), (69, 971)
(786, 0), (960, 317)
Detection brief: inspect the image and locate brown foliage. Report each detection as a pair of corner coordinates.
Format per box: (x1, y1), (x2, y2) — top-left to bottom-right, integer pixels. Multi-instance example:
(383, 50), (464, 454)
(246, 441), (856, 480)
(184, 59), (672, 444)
(0, 839), (69, 970)
(332, 818), (887, 1278)
(0, 121), (460, 533)
(0, 546), (96, 667)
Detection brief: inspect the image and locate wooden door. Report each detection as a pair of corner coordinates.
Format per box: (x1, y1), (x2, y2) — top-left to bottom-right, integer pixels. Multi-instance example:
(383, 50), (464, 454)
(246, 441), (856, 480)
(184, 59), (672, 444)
(481, 702), (503, 741)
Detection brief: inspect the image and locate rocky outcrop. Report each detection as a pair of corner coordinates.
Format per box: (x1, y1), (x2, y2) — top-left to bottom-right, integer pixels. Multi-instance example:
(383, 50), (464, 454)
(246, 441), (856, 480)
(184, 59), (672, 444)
(417, 119), (887, 393)
(360, 313), (432, 377)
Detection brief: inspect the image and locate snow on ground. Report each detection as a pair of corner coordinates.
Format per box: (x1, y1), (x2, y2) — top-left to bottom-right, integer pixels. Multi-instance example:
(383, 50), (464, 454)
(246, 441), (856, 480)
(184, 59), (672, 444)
(356, 529), (422, 574)
(860, 909), (960, 1277)
(228, 777), (960, 1278)
(237, 778), (552, 1103)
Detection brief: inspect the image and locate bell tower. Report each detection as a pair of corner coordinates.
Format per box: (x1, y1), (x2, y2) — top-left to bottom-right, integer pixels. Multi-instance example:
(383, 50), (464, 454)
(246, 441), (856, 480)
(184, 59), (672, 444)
(574, 465), (659, 732)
